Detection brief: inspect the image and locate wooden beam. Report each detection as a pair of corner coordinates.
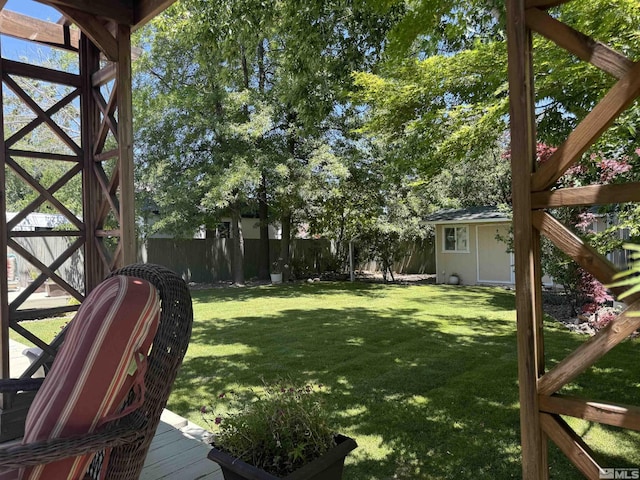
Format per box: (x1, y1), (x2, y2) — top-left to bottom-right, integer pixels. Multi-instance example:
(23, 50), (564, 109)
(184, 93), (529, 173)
(538, 299), (640, 396)
(506, 0), (547, 478)
(532, 231), (545, 379)
(117, 24), (136, 266)
(80, 35), (104, 292)
(10, 230), (81, 238)
(12, 305), (78, 320)
(0, 1), (8, 10)
(531, 183), (640, 209)
(55, 6), (118, 61)
(133, 0), (177, 31)
(19, 331), (65, 379)
(96, 238), (114, 271)
(111, 241), (123, 271)
(5, 164), (82, 231)
(2, 58), (80, 87)
(36, 0), (133, 26)
(94, 164), (121, 220)
(4, 158), (83, 230)
(6, 149), (79, 163)
(96, 229), (122, 237)
(540, 413), (603, 479)
(93, 85), (119, 155)
(0, 39), (11, 408)
(0, 10), (80, 51)
(532, 211), (622, 292)
(95, 149), (119, 162)
(91, 63), (116, 88)
(539, 395), (640, 431)
(526, 8), (635, 80)
(9, 321), (58, 357)
(7, 158), (82, 227)
(7, 238), (85, 304)
(531, 61), (640, 191)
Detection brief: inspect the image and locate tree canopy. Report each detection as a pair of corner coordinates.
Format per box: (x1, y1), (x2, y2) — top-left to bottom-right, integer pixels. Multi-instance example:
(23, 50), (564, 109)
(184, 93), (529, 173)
(133, 0), (640, 277)
(354, 0), (640, 181)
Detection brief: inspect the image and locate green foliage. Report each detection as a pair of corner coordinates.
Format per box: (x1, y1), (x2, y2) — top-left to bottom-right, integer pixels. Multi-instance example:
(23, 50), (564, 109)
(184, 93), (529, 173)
(134, 0), (400, 238)
(609, 243), (640, 302)
(352, 38), (509, 178)
(353, 0), (640, 182)
(204, 382), (336, 477)
(421, 146), (511, 208)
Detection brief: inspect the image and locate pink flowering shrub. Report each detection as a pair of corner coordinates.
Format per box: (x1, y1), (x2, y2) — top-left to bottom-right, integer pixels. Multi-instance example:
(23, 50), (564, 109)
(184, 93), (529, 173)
(599, 157), (632, 183)
(579, 270), (613, 315)
(589, 307), (619, 331)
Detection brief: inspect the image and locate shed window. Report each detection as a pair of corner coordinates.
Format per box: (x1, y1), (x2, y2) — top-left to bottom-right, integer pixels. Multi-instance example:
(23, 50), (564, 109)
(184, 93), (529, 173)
(444, 226), (468, 252)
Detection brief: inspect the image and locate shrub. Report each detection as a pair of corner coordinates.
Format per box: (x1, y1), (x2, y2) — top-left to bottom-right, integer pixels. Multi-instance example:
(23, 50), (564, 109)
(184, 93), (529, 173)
(202, 381), (336, 477)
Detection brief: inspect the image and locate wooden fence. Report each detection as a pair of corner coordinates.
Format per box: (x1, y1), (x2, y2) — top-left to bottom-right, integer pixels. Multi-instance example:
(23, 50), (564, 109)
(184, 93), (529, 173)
(143, 237), (435, 283)
(6, 236), (436, 289)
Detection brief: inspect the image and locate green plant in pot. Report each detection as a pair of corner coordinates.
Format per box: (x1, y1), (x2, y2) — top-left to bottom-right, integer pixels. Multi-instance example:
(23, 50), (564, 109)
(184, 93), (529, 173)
(203, 381), (357, 480)
(270, 259), (284, 284)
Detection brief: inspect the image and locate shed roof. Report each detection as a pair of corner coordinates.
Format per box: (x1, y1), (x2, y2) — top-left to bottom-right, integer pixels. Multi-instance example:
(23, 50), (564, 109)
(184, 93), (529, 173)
(424, 206), (510, 224)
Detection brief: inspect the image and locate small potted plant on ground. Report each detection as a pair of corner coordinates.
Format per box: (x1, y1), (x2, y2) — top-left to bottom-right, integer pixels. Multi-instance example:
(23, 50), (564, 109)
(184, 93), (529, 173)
(270, 259), (284, 284)
(448, 273), (460, 285)
(203, 381), (357, 480)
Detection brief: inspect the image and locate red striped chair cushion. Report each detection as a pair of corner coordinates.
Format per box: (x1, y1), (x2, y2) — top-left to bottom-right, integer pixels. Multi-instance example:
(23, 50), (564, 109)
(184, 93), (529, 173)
(19, 275), (160, 480)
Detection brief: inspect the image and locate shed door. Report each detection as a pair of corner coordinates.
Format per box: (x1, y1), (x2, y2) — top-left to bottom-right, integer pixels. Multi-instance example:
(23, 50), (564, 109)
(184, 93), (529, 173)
(476, 225), (514, 284)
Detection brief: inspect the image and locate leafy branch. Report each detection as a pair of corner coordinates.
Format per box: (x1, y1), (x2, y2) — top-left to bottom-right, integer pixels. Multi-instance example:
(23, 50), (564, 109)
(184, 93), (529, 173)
(608, 244), (640, 303)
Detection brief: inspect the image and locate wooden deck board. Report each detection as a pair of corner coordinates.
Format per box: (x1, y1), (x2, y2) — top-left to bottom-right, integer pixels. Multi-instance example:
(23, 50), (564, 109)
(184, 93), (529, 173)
(141, 420), (222, 480)
(8, 339), (223, 480)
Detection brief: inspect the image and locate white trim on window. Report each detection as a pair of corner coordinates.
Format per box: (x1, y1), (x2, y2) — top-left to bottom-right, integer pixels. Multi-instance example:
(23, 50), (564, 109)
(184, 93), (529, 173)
(442, 225), (469, 253)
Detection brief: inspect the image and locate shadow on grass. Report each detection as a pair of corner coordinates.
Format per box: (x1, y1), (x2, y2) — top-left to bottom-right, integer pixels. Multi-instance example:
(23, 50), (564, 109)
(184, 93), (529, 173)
(174, 285), (639, 480)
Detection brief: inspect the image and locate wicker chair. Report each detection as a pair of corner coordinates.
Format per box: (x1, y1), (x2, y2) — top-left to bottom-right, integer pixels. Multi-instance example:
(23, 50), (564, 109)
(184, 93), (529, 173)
(0, 263), (193, 480)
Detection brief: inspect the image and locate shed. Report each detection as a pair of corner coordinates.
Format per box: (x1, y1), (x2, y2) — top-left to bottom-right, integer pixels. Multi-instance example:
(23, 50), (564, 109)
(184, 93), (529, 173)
(425, 206), (513, 286)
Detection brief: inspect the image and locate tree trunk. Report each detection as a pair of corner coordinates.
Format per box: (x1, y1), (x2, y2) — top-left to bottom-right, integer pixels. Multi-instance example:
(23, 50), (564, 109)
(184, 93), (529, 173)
(258, 172), (270, 280)
(230, 205), (245, 285)
(280, 210), (291, 282)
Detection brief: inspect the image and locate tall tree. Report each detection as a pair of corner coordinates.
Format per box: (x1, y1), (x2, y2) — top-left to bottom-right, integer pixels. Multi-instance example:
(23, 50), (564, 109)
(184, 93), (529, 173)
(134, 0), (401, 281)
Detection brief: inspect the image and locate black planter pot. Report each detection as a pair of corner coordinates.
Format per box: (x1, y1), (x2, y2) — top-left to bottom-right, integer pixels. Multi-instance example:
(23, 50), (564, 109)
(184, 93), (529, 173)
(207, 434), (357, 480)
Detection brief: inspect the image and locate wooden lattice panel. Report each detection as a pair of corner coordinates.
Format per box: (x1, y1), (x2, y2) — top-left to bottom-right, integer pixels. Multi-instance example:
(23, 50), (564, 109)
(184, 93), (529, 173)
(507, 0), (640, 478)
(0, 8), (134, 432)
(0, 0), (169, 443)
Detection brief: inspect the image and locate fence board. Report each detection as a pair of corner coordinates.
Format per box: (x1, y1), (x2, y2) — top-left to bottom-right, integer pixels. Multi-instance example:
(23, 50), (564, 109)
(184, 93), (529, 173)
(143, 237), (435, 283)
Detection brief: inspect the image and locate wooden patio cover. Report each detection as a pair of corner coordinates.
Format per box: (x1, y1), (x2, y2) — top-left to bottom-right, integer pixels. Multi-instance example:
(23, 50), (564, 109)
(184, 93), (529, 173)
(0, 0), (637, 477)
(0, 0), (178, 440)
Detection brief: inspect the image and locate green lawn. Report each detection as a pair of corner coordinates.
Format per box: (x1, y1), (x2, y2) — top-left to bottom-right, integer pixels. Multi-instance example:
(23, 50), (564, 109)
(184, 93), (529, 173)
(173, 282), (640, 479)
(18, 282), (640, 479)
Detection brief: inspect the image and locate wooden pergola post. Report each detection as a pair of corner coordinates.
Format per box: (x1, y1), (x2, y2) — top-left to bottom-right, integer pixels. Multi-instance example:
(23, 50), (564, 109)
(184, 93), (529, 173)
(507, 0), (640, 478)
(117, 24), (137, 266)
(0, 0), (178, 441)
(0, 37), (9, 408)
(506, 0), (546, 477)
(80, 35), (103, 292)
